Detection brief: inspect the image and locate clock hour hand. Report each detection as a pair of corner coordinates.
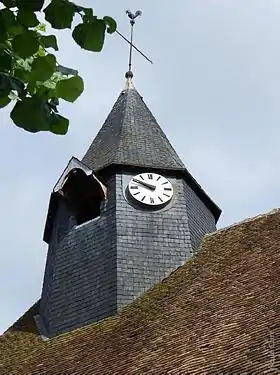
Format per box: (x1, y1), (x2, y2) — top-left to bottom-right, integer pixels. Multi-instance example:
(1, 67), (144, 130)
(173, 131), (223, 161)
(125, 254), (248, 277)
(132, 178), (156, 191)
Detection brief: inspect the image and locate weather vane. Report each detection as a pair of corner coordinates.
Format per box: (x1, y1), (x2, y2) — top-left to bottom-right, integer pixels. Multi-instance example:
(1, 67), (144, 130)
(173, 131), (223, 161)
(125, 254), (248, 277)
(116, 10), (153, 78)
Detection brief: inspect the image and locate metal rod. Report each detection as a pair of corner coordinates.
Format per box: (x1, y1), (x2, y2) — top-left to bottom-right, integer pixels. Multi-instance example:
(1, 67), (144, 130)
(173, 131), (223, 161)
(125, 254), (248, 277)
(128, 23), (134, 71)
(116, 30), (153, 65)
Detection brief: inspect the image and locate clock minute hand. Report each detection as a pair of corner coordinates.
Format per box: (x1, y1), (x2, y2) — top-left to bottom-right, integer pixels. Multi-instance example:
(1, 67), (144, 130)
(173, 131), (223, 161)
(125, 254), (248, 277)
(133, 178), (156, 191)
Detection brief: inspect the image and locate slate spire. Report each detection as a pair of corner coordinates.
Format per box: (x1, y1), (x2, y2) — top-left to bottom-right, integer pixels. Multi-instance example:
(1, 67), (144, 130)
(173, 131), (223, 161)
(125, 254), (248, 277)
(82, 9), (184, 173)
(82, 84), (186, 172)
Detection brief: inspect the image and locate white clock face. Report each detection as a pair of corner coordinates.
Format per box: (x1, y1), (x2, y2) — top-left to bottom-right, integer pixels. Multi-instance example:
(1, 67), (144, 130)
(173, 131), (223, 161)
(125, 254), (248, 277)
(128, 172), (173, 206)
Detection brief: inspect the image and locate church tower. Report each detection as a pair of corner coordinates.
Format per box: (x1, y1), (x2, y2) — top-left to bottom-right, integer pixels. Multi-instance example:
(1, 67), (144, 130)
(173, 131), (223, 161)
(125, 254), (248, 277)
(37, 13), (221, 338)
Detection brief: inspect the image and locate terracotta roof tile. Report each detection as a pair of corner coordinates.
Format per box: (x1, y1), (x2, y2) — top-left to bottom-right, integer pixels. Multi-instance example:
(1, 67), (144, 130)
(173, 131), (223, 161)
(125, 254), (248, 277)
(1, 209), (280, 374)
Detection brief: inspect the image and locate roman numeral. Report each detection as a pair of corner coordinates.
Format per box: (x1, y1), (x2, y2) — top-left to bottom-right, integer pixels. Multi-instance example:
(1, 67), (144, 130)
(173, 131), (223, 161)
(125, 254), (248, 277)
(164, 187), (172, 191)
(150, 197), (154, 204)
(148, 174), (153, 180)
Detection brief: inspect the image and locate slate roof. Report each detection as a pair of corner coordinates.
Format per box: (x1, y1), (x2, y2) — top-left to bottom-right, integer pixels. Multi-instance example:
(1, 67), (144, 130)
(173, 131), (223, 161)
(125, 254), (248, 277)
(2, 208), (280, 374)
(82, 84), (186, 172)
(81, 81), (221, 221)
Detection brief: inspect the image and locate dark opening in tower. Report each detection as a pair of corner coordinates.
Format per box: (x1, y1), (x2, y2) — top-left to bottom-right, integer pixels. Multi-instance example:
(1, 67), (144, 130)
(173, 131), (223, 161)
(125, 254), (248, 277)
(61, 168), (105, 225)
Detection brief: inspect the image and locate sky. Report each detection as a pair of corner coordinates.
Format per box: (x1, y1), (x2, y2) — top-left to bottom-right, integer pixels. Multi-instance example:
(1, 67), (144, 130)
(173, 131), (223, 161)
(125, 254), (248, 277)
(1, 0), (280, 334)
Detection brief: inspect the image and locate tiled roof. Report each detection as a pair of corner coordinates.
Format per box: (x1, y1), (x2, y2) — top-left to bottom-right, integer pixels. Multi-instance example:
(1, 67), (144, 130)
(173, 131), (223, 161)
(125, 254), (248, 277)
(82, 85), (186, 172)
(2, 208), (280, 374)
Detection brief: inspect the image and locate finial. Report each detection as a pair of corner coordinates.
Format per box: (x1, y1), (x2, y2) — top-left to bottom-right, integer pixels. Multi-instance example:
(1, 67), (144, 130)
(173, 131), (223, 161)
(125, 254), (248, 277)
(115, 10), (152, 88)
(125, 9), (142, 82)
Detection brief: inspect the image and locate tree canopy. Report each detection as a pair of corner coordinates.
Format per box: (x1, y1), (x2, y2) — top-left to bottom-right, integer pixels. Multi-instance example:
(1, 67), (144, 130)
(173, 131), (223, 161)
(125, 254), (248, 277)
(0, 0), (116, 134)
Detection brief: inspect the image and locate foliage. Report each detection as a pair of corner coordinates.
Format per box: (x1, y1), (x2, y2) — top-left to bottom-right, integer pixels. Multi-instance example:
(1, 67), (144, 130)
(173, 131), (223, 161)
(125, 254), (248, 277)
(0, 0), (117, 134)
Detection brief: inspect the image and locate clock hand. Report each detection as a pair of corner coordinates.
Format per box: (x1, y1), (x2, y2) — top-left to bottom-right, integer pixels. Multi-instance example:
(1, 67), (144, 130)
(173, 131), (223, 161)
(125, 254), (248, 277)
(132, 178), (156, 191)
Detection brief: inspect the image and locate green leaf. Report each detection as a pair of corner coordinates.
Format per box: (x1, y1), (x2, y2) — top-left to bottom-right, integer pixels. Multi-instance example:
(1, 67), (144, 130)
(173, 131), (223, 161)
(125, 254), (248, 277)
(35, 23), (46, 32)
(35, 44), (46, 56)
(72, 19), (106, 52)
(1, 0), (16, 8)
(82, 8), (94, 19)
(0, 8), (17, 31)
(0, 8), (23, 36)
(103, 16), (117, 34)
(17, 10), (39, 27)
(30, 54), (56, 82)
(0, 96), (11, 108)
(56, 64), (78, 76)
(48, 113), (69, 134)
(11, 95), (49, 132)
(41, 35), (58, 51)
(0, 43), (6, 52)
(44, 0), (76, 29)
(13, 57), (32, 73)
(0, 52), (12, 72)
(14, 68), (30, 81)
(11, 30), (39, 58)
(27, 80), (36, 93)
(77, 6), (94, 22)
(15, 0), (45, 12)
(0, 90), (11, 108)
(0, 30), (7, 43)
(56, 75), (84, 102)
(0, 72), (25, 95)
(10, 95), (69, 134)
(50, 97), (59, 107)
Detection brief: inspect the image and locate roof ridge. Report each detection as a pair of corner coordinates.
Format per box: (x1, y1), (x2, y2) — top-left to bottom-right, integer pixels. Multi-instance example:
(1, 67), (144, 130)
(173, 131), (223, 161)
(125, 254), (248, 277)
(113, 87), (134, 165)
(207, 208), (280, 237)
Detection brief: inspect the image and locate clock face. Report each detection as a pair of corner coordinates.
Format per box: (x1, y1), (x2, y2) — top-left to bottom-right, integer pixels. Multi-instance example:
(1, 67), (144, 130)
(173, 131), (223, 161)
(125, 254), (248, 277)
(128, 172), (173, 207)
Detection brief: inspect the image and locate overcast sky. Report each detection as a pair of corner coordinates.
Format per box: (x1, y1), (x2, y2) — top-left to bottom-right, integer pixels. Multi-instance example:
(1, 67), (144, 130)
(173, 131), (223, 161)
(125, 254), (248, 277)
(1, 0), (280, 333)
